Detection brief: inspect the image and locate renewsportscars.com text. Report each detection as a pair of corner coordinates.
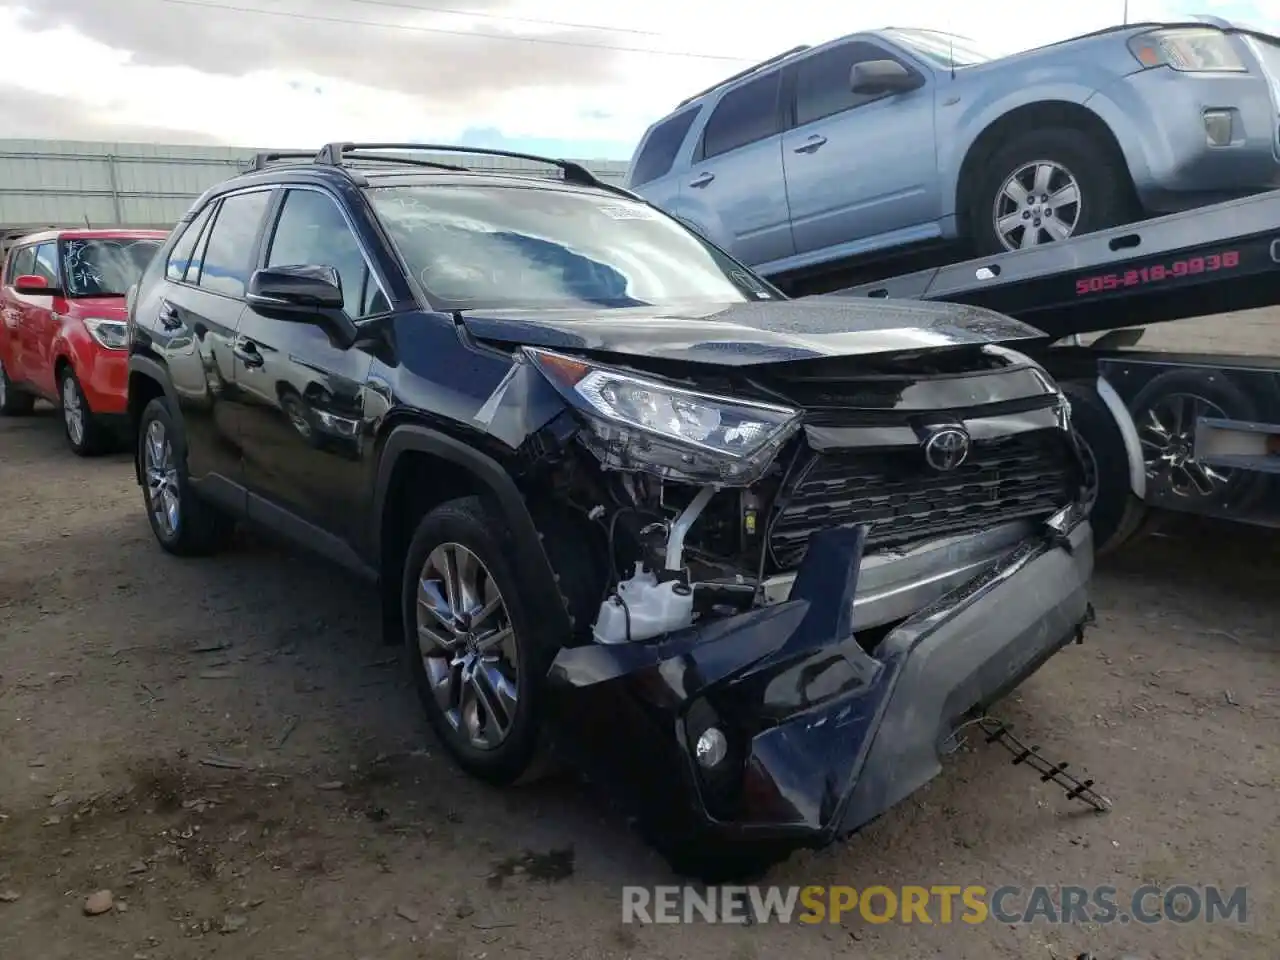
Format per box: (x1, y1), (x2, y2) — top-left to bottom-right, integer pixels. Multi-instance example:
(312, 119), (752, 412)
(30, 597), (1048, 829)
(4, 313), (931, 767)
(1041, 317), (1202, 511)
(621, 884), (1249, 926)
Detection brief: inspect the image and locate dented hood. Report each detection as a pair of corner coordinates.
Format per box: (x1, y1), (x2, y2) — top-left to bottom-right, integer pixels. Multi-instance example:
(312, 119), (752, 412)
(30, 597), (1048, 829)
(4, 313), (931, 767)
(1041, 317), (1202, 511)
(457, 298), (1047, 367)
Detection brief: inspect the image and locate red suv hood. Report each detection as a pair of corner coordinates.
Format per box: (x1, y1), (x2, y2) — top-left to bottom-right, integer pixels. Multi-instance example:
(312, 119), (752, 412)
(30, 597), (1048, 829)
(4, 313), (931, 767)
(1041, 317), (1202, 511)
(64, 296), (128, 319)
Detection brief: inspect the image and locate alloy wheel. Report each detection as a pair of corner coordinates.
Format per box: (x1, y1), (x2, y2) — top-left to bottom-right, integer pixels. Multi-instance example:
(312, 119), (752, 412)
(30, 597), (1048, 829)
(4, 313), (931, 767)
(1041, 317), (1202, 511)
(62, 375), (85, 447)
(144, 419), (181, 538)
(415, 542), (519, 751)
(1138, 392), (1231, 499)
(993, 160), (1082, 251)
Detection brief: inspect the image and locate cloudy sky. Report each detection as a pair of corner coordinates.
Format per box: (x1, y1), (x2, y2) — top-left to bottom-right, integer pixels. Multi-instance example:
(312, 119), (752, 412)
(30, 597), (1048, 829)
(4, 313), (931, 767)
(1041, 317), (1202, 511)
(0, 0), (1275, 160)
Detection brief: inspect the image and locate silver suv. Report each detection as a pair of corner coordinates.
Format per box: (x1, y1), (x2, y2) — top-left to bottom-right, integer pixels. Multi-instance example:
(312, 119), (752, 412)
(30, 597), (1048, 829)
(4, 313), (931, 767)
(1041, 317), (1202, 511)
(626, 22), (1280, 277)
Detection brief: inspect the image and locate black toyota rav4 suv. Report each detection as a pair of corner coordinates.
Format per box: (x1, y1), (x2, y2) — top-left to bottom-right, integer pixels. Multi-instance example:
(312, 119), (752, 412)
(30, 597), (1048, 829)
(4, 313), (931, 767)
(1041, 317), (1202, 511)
(126, 142), (1096, 876)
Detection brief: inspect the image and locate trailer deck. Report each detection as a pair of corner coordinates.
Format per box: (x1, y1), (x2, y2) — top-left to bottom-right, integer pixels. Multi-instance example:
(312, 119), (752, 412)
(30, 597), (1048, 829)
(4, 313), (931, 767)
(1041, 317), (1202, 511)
(829, 187), (1280, 342)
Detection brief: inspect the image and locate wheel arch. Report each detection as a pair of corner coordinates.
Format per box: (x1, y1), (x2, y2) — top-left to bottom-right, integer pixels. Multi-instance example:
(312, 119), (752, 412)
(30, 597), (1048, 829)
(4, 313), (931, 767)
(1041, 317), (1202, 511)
(1093, 374), (1146, 499)
(954, 100), (1135, 240)
(126, 355), (180, 485)
(53, 350), (74, 384)
(372, 422), (572, 646)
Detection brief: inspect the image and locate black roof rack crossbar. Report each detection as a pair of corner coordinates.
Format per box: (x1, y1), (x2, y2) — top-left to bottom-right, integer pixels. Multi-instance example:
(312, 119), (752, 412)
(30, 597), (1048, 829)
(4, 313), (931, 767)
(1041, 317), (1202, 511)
(251, 150), (321, 171)
(315, 142), (607, 189)
(340, 151), (469, 172)
(676, 44), (810, 107)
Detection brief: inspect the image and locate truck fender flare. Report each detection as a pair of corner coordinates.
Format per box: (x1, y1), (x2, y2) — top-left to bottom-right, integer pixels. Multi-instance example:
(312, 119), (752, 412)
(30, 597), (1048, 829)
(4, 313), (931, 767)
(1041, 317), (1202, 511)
(372, 423), (571, 639)
(1094, 374), (1145, 499)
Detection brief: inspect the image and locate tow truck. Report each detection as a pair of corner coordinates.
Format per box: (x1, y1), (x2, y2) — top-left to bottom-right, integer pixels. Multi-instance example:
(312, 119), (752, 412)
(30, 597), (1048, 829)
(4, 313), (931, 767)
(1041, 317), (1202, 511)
(807, 188), (1280, 554)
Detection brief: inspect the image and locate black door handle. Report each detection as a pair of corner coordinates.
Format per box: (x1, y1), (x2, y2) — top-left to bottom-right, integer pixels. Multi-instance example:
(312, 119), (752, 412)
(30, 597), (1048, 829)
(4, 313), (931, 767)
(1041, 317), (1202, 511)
(233, 339), (264, 368)
(158, 301), (181, 330)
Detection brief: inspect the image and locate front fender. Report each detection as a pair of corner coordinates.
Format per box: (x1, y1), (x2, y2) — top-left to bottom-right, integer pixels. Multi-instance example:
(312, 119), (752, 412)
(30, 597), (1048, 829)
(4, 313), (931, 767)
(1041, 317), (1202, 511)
(938, 81), (1124, 217)
(371, 422), (573, 642)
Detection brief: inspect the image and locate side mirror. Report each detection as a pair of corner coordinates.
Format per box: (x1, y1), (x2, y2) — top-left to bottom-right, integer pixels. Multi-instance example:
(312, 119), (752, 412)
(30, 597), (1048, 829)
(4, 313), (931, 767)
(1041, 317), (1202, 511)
(850, 59), (920, 96)
(247, 264), (345, 312)
(14, 274), (57, 295)
(246, 265), (358, 348)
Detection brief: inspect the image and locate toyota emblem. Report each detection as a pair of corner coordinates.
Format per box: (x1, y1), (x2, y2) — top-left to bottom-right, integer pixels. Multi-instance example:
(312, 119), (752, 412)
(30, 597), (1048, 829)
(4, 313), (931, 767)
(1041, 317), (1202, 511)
(923, 426), (971, 471)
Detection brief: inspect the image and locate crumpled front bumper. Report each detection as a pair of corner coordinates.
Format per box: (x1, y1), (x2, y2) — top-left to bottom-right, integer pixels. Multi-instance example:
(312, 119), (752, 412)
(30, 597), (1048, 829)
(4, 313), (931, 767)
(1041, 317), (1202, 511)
(545, 507), (1093, 857)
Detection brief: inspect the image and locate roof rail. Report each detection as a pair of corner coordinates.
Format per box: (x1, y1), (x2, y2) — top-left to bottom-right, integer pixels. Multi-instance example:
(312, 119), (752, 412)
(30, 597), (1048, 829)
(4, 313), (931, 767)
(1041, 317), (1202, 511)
(676, 44), (810, 107)
(314, 142), (610, 190)
(251, 150), (321, 172)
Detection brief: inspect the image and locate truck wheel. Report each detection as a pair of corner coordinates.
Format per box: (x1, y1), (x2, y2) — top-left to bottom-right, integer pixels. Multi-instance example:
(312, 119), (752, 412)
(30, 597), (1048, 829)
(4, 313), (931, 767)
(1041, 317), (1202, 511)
(1129, 369), (1268, 513)
(59, 367), (111, 456)
(970, 127), (1135, 256)
(1061, 381), (1147, 555)
(401, 496), (558, 786)
(0, 357), (36, 415)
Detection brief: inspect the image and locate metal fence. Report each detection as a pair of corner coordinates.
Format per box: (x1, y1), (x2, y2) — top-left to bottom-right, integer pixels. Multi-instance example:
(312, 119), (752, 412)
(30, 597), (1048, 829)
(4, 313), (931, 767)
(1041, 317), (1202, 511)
(0, 139), (631, 233)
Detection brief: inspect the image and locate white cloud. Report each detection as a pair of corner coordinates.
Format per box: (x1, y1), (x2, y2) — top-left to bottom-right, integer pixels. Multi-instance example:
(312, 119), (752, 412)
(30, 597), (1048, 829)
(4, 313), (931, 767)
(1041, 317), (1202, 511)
(0, 0), (1275, 155)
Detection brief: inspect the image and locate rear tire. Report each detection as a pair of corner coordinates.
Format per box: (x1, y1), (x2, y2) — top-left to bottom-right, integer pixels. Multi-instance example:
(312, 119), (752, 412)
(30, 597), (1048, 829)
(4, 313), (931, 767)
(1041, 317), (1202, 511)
(137, 396), (236, 556)
(0, 357), (35, 415)
(59, 366), (111, 457)
(969, 127), (1136, 256)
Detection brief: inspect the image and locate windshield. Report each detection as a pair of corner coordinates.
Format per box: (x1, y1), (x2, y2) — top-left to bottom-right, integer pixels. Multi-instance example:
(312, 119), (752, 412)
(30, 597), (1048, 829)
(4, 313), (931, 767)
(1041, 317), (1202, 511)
(884, 28), (997, 68)
(60, 237), (163, 297)
(365, 184), (776, 309)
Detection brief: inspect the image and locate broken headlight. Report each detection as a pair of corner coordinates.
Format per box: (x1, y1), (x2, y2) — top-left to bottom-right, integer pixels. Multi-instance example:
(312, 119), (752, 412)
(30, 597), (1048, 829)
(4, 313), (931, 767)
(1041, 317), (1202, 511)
(526, 347), (802, 485)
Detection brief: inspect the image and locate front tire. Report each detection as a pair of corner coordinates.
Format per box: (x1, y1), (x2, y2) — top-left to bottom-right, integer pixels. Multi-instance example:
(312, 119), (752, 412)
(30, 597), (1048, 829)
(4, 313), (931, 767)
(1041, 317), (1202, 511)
(137, 396), (235, 556)
(1062, 381), (1147, 555)
(970, 127), (1136, 256)
(59, 366), (110, 456)
(401, 496), (556, 785)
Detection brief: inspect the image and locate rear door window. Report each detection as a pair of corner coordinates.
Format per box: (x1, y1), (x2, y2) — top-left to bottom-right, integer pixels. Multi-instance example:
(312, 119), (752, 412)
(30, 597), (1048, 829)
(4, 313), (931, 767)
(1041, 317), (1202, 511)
(630, 108), (700, 186)
(193, 190), (273, 298)
(166, 205), (215, 283)
(699, 72), (782, 160)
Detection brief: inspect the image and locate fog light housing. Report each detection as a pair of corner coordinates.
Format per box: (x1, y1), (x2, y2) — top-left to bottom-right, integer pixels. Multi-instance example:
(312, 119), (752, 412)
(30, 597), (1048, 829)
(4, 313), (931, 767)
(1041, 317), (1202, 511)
(1203, 109), (1233, 146)
(695, 727), (729, 769)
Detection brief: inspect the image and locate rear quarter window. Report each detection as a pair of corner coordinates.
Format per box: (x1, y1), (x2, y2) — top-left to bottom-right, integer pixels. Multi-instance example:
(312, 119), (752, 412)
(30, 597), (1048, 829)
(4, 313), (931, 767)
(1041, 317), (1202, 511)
(629, 107), (701, 187)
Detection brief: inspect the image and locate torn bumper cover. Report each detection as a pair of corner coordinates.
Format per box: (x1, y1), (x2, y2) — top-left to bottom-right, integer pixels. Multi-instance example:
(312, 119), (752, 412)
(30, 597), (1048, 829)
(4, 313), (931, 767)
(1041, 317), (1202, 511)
(545, 506), (1093, 852)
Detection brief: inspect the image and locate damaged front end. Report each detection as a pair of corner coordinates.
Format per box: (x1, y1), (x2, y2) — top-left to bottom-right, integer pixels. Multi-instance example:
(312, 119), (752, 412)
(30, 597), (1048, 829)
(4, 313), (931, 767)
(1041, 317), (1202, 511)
(484, 339), (1096, 877)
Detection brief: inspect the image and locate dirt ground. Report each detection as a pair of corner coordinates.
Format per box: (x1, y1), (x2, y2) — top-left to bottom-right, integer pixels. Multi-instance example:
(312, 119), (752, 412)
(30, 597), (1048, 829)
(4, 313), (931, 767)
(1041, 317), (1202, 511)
(1, 339), (1278, 958)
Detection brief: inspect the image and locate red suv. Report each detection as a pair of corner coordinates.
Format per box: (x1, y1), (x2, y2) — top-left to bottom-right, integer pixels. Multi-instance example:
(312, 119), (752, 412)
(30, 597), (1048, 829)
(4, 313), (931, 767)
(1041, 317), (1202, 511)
(1, 228), (167, 454)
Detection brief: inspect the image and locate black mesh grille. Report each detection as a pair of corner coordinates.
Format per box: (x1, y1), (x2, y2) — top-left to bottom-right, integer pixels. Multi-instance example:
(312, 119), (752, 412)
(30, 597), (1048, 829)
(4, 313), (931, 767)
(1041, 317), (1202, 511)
(769, 429), (1076, 568)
